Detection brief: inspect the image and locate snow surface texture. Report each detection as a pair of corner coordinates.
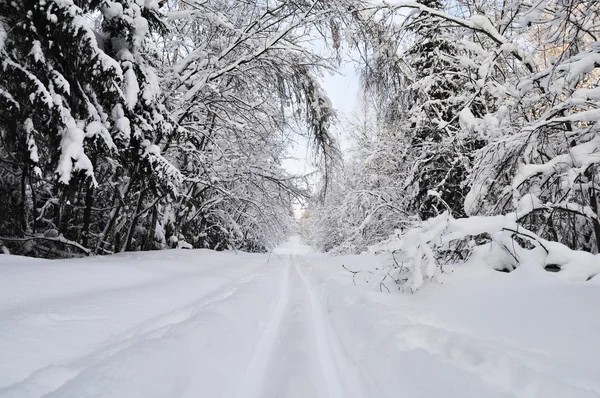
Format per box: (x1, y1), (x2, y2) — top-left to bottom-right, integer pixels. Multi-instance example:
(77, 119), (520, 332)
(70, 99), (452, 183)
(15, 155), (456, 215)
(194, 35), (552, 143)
(1, 237), (600, 397)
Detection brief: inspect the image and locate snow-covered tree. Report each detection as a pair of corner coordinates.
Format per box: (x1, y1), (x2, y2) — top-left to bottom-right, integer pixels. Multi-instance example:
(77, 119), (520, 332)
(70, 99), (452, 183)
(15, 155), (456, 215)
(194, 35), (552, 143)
(0, 0), (190, 256)
(306, 0), (600, 289)
(303, 98), (410, 253)
(149, 0), (338, 252)
(0, 0), (339, 256)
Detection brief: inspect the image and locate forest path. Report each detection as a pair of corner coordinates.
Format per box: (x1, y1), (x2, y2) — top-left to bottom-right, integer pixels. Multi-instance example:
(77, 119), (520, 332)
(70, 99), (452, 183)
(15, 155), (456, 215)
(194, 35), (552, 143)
(235, 254), (366, 398)
(1, 237), (599, 397)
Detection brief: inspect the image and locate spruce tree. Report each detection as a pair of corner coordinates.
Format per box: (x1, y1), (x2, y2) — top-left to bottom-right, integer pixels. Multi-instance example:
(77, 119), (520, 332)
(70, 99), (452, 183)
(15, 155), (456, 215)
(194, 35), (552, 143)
(401, 0), (485, 219)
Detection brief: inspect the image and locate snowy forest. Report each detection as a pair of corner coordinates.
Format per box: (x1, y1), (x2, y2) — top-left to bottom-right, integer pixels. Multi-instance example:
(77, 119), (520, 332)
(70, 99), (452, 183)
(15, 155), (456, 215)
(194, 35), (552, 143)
(1, 0), (599, 287)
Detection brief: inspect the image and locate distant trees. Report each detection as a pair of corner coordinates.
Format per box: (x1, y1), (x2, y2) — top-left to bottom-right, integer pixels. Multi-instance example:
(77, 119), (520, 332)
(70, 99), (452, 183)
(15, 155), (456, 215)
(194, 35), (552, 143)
(302, 102), (409, 253)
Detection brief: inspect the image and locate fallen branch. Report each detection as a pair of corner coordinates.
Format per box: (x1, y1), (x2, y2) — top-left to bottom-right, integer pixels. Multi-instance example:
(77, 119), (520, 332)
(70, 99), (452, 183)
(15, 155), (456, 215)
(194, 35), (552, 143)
(501, 227), (549, 254)
(342, 264), (360, 285)
(0, 235), (91, 256)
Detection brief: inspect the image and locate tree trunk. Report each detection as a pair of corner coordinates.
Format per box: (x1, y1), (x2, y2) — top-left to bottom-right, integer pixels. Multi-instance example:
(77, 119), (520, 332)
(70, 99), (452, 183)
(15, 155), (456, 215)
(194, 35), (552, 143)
(123, 189), (146, 252)
(145, 205), (159, 250)
(95, 178), (134, 254)
(82, 182), (94, 248)
(590, 186), (600, 252)
(20, 166), (27, 236)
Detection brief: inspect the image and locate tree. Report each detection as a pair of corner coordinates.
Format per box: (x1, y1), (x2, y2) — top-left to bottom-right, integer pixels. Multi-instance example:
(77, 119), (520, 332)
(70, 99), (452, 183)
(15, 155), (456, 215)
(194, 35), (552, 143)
(2, 0), (136, 254)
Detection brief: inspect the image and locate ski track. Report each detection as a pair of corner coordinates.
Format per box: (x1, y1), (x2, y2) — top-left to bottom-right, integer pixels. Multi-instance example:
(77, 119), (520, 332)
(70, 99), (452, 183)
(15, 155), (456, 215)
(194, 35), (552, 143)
(237, 255), (367, 398)
(294, 257), (367, 398)
(234, 258), (292, 398)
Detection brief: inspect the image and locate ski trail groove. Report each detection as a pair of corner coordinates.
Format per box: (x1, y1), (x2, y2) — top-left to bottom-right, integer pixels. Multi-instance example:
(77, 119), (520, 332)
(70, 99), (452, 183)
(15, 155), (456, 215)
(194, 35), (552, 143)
(235, 260), (292, 398)
(293, 256), (366, 398)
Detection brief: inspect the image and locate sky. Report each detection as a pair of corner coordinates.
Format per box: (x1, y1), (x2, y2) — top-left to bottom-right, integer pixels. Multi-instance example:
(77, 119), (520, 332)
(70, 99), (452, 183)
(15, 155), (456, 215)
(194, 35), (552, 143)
(283, 56), (361, 219)
(282, 58), (360, 176)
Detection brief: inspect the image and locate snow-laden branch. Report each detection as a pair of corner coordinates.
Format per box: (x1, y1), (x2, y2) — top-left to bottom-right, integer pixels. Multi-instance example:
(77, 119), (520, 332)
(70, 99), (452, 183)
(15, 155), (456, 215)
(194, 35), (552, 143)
(370, 194), (600, 292)
(369, 0), (537, 73)
(174, 1), (321, 112)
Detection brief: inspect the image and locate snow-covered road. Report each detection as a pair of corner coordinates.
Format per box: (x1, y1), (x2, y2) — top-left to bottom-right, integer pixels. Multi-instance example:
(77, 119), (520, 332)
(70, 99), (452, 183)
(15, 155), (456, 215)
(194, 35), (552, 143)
(1, 237), (600, 398)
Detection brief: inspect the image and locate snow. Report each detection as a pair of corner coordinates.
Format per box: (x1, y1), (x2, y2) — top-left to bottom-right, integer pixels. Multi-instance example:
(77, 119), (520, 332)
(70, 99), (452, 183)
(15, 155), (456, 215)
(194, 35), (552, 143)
(167, 10), (203, 20)
(114, 116), (131, 139)
(572, 87), (600, 101)
(146, 144), (161, 156)
(112, 104), (131, 139)
(142, 66), (160, 103)
(122, 65), (140, 110)
(28, 41), (45, 63)
(24, 119), (39, 163)
(56, 119), (96, 185)
(100, 1), (124, 20)
(459, 107), (479, 132)
(559, 52), (600, 83)
(133, 16), (150, 40)
(517, 0), (546, 27)
(84, 121), (115, 150)
(512, 136), (600, 189)
(469, 15), (496, 34)
(500, 42), (517, 55)
(51, 70), (70, 96)
(1, 236), (599, 398)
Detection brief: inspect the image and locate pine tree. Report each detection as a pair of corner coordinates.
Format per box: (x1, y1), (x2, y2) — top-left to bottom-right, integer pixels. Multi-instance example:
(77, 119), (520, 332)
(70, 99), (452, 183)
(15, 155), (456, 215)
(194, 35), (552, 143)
(400, 0), (485, 219)
(94, 0), (182, 253)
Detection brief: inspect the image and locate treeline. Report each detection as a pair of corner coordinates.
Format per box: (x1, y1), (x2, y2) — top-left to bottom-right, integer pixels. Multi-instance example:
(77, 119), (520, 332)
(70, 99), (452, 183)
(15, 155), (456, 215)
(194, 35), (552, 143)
(0, 0), (344, 256)
(3, 0), (599, 268)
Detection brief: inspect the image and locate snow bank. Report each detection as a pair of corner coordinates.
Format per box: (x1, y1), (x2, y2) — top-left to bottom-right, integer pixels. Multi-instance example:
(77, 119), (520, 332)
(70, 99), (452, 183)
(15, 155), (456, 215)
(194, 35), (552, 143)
(369, 201), (600, 291)
(301, 253), (600, 398)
